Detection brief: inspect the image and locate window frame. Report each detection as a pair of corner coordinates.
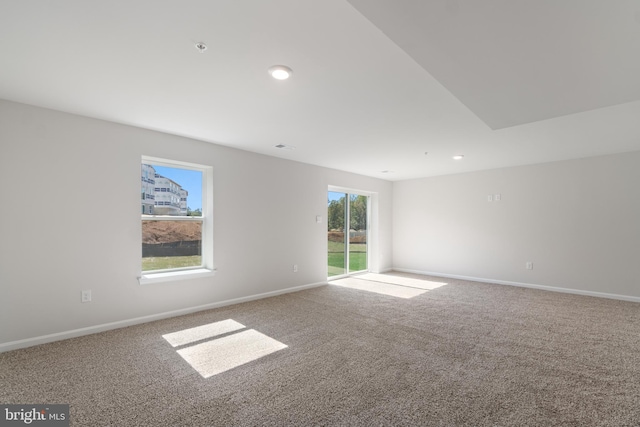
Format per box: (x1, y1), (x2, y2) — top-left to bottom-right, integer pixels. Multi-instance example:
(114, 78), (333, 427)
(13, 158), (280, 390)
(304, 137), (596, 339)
(138, 156), (214, 285)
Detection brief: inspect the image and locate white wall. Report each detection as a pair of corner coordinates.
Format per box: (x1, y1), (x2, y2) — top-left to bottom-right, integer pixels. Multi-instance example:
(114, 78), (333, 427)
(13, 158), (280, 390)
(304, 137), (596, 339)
(393, 152), (640, 300)
(0, 99), (392, 348)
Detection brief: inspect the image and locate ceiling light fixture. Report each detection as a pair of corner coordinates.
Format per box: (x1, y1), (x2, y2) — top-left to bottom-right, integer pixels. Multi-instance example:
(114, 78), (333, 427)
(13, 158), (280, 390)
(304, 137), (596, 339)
(453, 155), (464, 160)
(195, 42), (207, 53)
(268, 65), (293, 80)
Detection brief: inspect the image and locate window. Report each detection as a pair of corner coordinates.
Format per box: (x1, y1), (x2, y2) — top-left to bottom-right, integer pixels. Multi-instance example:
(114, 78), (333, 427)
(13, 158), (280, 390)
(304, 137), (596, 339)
(139, 156), (213, 284)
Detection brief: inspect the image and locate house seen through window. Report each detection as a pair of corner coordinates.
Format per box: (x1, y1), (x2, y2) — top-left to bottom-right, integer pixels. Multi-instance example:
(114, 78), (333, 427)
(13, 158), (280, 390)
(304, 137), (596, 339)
(141, 157), (211, 275)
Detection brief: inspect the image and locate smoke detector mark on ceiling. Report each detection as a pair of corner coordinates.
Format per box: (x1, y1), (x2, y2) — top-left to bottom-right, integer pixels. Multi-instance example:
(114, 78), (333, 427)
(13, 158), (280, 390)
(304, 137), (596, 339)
(195, 42), (207, 53)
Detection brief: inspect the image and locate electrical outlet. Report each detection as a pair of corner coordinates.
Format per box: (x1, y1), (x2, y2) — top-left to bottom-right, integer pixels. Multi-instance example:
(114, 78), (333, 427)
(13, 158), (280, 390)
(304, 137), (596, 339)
(526, 262), (533, 270)
(293, 264), (298, 273)
(81, 290), (92, 303)
(487, 195), (493, 202)
(495, 194), (501, 201)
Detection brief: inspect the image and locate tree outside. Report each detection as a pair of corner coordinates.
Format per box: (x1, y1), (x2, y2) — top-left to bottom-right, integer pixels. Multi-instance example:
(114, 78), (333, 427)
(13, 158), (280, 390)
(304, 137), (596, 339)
(327, 198), (345, 231)
(349, 194), (367, 232)
(187, 207), (202, 216)
(327, 194), (367, 232)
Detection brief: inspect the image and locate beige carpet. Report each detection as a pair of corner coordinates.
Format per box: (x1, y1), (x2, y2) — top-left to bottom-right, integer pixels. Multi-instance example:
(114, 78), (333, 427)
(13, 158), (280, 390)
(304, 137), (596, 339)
(1, 272), (640, 426)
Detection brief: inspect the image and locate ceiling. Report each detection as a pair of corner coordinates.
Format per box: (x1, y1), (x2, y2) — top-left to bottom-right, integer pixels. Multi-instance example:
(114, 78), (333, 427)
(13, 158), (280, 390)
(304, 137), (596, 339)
(1, 0), (640, 181)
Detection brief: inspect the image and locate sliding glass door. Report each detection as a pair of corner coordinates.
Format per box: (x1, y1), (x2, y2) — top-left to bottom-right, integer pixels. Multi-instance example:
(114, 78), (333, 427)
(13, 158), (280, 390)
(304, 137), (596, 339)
(327, 190), (368, 277)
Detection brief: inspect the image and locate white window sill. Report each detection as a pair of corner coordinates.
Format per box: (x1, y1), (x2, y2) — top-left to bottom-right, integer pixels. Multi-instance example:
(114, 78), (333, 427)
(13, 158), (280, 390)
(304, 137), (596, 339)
(138, 268), (216, 285)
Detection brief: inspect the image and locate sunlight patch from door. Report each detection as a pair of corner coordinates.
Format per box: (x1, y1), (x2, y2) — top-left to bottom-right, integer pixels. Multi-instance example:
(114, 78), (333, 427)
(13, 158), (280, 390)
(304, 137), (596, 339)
(162, 319), (245, 347)
(331, 277), (428, 298)
(356, 273), (448, 291)
(176, 329), (288, 378)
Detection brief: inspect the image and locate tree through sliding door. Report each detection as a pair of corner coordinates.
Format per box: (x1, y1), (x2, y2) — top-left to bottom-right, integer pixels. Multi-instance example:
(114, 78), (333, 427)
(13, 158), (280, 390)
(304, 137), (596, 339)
(327, 190), (368, 277)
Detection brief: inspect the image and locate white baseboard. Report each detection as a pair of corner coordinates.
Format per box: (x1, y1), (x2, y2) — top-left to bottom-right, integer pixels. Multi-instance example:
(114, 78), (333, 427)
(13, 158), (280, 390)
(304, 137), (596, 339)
(393, 268), (640, 303)
(0, 281), (327, 353)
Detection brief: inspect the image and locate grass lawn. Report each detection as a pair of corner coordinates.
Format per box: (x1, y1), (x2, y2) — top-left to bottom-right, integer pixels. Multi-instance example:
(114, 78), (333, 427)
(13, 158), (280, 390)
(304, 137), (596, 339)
(142, 255), (202, 272)
(328, 242), (367, 276)
(328, 241), (366, 253)
(142, 242), (366, 276)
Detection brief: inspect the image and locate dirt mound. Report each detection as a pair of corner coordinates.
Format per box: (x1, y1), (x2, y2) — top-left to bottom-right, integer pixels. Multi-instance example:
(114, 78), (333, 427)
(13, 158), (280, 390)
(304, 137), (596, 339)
(328, 231), (366, 244)
(142, 221), (201, 244)
(328, 231), (344, 243)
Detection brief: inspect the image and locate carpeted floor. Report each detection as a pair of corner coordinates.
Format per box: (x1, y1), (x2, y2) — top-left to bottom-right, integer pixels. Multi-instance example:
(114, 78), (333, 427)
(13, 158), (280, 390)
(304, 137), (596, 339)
(1, 272), (639, 426)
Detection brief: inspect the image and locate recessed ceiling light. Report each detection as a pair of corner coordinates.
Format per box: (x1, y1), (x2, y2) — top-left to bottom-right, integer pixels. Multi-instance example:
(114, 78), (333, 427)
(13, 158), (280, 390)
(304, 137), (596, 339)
(275, 144), (295, 150)
(195, 42), (207, 53)
(268, 65), (293, 80)
(453, 155), (464, 160)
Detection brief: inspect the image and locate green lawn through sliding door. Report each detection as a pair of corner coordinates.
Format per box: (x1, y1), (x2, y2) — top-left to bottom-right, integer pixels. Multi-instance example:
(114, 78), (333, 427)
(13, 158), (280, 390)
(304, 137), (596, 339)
(328, 242), (367, 276)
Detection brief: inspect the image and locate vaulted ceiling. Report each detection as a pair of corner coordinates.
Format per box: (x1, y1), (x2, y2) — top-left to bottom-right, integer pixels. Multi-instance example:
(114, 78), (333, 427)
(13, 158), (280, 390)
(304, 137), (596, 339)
(2, 0), (640, 180)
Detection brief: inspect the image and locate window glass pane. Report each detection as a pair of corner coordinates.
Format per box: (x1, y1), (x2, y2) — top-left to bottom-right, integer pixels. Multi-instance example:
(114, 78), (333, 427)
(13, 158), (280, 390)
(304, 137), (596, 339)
(141, 158), (210, 276)
(349, 194), (367, 273)
(141, 164), (202, 217)
(142, 220), (202, 271)
(328, 191), (347, 277)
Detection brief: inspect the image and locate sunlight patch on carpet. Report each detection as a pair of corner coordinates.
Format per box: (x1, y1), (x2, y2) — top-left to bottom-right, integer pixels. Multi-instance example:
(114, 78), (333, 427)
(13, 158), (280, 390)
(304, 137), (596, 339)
(176, 329), (288, 378)
(162, 319), (246, 347)
(331, 277), (428, 298)
(357, 273), (448, 290)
